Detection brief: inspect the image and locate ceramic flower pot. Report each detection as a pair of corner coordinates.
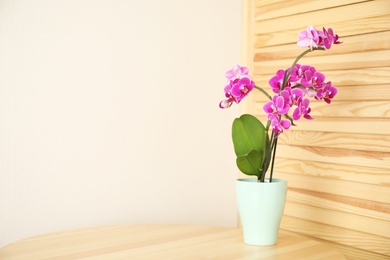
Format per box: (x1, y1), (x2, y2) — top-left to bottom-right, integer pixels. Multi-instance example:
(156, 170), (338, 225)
(236, 178), (287, 246)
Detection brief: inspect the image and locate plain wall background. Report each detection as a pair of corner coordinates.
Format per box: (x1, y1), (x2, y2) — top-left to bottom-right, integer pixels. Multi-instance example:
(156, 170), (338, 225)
(0, 0), (241, 246)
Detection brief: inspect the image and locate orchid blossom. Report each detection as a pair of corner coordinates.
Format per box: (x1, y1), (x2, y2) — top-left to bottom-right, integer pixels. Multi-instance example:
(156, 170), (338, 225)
(219, 65), (255, 109)
(297, 25), (324, 49)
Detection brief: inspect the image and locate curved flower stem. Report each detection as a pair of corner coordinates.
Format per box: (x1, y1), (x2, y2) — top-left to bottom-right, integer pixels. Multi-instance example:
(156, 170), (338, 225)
(269, 137), (278, 182)
(255, 86), (272, 100)
(284, 114), (296, 126)
(265, 119), (271, 131)
(259, 131), (276, 182)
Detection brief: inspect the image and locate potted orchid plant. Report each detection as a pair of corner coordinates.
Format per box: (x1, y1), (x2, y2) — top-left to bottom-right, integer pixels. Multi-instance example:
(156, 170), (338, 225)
(219, 25), (342, 245)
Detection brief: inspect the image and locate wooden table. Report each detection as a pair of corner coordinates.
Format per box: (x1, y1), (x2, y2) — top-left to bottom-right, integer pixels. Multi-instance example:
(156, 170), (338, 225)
(0, 224), (345, 259)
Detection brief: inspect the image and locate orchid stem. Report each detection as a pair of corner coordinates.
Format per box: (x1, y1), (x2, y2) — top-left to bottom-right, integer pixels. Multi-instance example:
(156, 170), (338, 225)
(259, 47), (325, 183)
(259, 131), (276, 182)
(269, 137), (278, 182)
(255, 86), (272, 100)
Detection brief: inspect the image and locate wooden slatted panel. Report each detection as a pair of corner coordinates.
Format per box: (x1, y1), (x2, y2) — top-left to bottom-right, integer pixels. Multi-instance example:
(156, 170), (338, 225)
(242, 0), (390, 259)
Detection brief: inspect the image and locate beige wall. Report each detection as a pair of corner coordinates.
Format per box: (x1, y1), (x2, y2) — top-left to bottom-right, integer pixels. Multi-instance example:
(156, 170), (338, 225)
(242, 0), (390, 259)
(0, 0), (242, 246)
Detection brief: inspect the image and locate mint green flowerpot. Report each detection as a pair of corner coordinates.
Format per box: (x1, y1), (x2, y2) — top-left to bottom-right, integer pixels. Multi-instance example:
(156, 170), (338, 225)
(236, 178), (287, 246)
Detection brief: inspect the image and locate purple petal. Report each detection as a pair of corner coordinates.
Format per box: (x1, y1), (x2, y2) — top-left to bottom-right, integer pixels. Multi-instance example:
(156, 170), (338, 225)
(275, 96), (285, 110)
(291, 88), (304, 100)
(280, 119), (291, 130)
(219, 100), (232, 109)
(292, 108), (301, 120)
(263, 101), (274, 114)
(302, 98), (310, 108)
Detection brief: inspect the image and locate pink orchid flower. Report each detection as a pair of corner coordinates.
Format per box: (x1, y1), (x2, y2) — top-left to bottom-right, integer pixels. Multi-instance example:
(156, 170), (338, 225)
(298, 25), (342, 50)
(263, 95), (290, 116)
(297, 25), (324, 49)
(225, 64), (249, 80)
(293, 98), (313, 120)
(316, 81), (338, 104)
(269, 70), (289, 93)
(280, 87), (304, 107)
(289, 64), (302, 83)
(269, 114), (291, 136)
(323, 27), (342, 49)
(219, 76), (255, 109)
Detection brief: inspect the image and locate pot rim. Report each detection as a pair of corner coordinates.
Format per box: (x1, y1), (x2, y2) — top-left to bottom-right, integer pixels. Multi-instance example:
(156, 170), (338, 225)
(236, 177), (287, 184)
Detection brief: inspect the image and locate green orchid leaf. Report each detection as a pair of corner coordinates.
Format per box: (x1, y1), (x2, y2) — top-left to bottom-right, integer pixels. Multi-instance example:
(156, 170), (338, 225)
(232, 114), (266, 156)
(236, 150), (262, 176)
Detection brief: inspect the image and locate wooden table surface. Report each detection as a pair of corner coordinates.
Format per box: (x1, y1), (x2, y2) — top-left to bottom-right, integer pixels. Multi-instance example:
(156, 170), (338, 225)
(0, 224), (345, 259)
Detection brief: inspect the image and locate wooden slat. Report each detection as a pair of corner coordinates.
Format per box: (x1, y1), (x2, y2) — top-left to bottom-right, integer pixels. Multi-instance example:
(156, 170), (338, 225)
(254, 0), (367, 21)
(326, 242), (389, 260)
(297, 50), (390, 71)
(275, 171), (390, 204)
(275, 144), (390, 169)
(284, 198), (390, 238)
(254, 31), (390, 59)
(309, 101), (390, 118)
(254, 50), (390, 74)
(281, 216), (390, 258)
(277, 131), (390, 153)
(254, 15), (390, 47)
(253, 68), (390, 87)
(251, 84), (390, 102)
(315, 68), (390, 86)
(254, 0), (390, 33)
(287, 188), (390, 217)
(256, 116), (390, 135)
(253, 100), (390, 118)
(333, 84), (390, 101)
(274, 158), (390, 186)
(285, 203), (390, 238)
(325, 14), (390, 38)
(253, 0), (364, 8)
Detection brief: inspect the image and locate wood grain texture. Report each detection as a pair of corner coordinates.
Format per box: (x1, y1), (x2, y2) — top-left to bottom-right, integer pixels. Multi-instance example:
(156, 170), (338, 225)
(276, 144), (390, 169)
(274, 158), (390, 186)
(256, 116), (390, 135)
(275, 171), (389, 204)
(254, 50), (390, 74)
(0, 225), (346, 260)
(255, 31), (390, 61)
(253, 84), (390, 101)
(254, 15), (390, 47)
(255, 100), (390, 118)
(277, 131), (390, 152)
(254, 0), (390, 33)
(282, 217), (390, 259)
(253, 67), (390, 88)
(244, 1), (390, 259)
(254, 0), (366, 21)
